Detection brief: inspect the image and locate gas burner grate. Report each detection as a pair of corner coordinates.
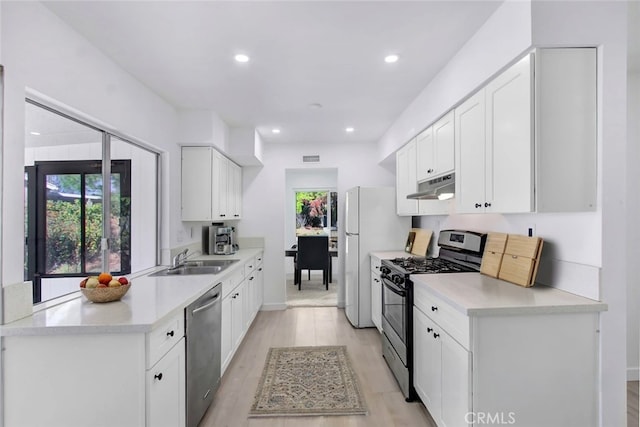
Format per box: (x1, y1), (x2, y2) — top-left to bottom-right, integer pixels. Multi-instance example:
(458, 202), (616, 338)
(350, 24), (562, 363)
(389, 256), (475, 274)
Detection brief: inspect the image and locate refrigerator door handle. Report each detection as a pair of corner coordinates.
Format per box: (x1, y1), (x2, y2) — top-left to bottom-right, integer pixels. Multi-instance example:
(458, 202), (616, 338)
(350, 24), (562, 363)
(346, 232), (358, 236)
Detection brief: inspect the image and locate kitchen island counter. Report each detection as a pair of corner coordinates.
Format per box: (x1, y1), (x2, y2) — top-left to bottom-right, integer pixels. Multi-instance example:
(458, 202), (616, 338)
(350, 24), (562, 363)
(0, 248), (263, 337)
(411, 272), (607, 316)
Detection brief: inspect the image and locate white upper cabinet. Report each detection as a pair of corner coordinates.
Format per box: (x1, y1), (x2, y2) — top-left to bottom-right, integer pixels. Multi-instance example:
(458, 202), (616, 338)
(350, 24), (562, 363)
(417, 111), (455, 183)
(396, 138), (419, 216)
(455, 48), (596, 214)
(456, 54), (533, 214)
(416, 126), (434, 182)
(181, 146), (242, 221)
(181, 146), (214, 221)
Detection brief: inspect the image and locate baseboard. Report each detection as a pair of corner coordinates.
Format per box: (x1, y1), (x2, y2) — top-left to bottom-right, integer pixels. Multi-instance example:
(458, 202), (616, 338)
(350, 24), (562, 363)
(260, 303), (287, 311)
(628, 367), (639, 381)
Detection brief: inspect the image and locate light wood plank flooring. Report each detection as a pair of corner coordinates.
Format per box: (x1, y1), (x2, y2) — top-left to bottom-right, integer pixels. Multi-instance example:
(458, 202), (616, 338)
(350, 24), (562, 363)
(199, 307), (435, 427)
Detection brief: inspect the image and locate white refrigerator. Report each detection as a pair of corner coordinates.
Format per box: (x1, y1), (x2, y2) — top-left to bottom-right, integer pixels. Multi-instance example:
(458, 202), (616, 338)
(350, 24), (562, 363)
(344, 187), (410, 327)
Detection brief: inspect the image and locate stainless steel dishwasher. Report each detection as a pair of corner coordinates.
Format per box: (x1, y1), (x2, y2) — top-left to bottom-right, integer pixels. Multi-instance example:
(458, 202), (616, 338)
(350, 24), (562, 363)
(185, 282), (222, 427)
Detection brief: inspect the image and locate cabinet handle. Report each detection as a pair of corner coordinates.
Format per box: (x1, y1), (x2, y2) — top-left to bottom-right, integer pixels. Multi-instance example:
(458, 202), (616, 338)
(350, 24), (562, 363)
(220, 214), (226, 217)
(374, 278), (380, 283)
(485, 202), (492, 208)
(258, 267), (263, 271)
(431, 306), (438, 312)
(249, 276), (254, 281)
(248, 265), (253, 269)
(427, 327), (433, 333)
(433, 333), (440, 339)
(166, 330), (174, 337)
(154, 373), (163, 381)
(234, 214), (240, 217)
(475, 203), (482, 208)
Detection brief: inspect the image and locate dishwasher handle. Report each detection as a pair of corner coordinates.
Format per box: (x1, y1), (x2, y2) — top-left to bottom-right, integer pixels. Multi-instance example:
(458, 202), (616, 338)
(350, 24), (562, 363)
(191, 288), (221, 315)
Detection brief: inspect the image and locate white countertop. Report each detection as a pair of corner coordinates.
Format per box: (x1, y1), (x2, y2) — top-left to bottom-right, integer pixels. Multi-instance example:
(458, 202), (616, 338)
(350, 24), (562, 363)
(412, 272), (607, 316)
(0, 248), (262, 337)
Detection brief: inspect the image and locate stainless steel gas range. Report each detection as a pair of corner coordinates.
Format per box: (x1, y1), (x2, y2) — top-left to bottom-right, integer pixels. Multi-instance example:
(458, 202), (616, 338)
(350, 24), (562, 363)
(379, 229), (486, 401)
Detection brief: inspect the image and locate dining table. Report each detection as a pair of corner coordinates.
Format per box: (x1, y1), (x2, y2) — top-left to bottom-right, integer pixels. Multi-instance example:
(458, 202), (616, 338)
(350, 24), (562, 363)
(285, 244), (338, 283)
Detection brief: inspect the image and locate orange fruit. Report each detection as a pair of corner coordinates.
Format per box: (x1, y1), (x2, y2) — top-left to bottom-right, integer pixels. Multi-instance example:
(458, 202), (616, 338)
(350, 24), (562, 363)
(98, 272), (113, 284)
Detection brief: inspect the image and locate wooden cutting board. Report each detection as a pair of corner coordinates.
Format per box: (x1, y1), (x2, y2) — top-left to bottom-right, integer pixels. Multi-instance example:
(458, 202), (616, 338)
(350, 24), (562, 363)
(410, 228), (432, 257)
(480, 233), (508, 278)
(498, 235), (544, 287)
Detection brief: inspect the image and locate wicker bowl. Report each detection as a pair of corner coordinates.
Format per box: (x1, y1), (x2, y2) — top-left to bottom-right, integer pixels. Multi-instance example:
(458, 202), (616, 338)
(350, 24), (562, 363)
(81, 283), (131, 303)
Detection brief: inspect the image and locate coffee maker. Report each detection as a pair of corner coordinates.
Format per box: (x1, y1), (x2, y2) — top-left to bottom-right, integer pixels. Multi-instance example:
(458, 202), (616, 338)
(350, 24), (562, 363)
(214, 226), (237, 255)
(201, 223), (224, 255)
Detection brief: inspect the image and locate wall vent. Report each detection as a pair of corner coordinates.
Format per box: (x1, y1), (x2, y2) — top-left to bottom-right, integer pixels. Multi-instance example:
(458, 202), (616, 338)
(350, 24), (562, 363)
(303, 155), (320, 163)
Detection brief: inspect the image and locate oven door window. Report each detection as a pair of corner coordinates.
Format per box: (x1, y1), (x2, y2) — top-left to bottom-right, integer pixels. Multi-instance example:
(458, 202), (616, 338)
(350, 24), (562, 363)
(382, 280), (406, 342)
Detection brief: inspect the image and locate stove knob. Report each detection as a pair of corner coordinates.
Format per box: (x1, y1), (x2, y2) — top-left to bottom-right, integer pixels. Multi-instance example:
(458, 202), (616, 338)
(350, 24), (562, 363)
(393, 276), (404, 285)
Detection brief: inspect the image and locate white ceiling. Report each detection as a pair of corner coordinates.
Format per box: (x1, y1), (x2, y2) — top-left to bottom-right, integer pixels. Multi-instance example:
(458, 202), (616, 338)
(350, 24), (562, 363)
(43, 1), (503, 146)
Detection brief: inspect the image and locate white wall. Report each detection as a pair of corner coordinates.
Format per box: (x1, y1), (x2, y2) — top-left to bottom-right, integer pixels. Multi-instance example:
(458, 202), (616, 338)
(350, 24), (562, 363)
(0, 1), (181, 298)
(240, 142), (395, 310)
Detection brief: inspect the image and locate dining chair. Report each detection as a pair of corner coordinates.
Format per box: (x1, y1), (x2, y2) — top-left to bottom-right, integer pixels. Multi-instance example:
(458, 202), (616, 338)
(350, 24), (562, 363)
(295, 236), (330, 291)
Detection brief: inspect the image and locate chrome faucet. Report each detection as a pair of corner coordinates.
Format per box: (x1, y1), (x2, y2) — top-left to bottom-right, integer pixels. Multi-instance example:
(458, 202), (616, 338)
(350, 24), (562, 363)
(172, 248), (189, 269)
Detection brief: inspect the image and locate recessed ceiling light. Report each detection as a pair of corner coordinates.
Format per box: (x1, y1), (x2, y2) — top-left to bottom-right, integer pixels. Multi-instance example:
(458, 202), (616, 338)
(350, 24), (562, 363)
(272, 128), (281, 134)
(384, 54), (399, 63)
(30, 131), (41, 136)
(234, 54), (250, 63)
(308, 103), (323, 109)
(345, 127), (355, 133)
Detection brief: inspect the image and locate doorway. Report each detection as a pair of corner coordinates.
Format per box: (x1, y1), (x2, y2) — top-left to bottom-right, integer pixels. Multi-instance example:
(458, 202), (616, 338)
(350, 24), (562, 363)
(284, 168), (338, 307)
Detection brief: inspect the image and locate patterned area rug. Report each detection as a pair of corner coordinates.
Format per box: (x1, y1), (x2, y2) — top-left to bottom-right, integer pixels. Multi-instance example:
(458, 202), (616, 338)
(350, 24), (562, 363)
(249, 346), (368, 417)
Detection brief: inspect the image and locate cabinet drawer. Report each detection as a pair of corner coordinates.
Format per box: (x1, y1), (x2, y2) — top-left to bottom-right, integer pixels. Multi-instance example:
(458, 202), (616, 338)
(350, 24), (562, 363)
(147, 313), (184, 368)
(244, 257), (256, 276)
(414, 286), (470, 349)
(370, 256), (382, 274)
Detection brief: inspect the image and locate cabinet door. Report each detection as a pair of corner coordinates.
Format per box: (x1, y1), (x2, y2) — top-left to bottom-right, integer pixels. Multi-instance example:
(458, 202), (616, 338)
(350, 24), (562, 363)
(455, 90), (486, 214)
(231, 281), (245, 350)
(433, 111), (455, 177)
(371, 272), (382, 332)
(485, 54), (533, 213)
(181, 147), (212, 221)
(414, 308), (442, 422)
(255, 264), (264, 313)
(147, 338), (186, 427)
(416, 126), (434, 182)
(221, 294), (233, 373)
(396, 139), (419, 216)
(441, 333), (472, 427)
(229, 162), (242, 219)
(213, 151), (229, 219)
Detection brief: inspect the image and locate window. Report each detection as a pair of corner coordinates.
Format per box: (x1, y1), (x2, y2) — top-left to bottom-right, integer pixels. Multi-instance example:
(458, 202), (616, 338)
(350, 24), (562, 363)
(24, 100), (158, 304)
(295, 190), (338, 246)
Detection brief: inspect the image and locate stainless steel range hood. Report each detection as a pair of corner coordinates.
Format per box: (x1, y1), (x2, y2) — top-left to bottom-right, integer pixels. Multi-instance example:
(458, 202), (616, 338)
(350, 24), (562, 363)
(406, 173), (455, 200)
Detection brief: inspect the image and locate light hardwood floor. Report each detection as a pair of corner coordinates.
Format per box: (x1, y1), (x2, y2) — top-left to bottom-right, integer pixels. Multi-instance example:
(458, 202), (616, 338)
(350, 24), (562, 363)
(199, 307), (435, 427)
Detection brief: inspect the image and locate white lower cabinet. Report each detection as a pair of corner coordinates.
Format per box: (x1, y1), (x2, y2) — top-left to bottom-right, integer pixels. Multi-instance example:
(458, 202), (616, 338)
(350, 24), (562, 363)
(413, 284), (599, 427)
(414, 307), (471, 427)
(2, 313), (186, 427)
(370, 255), (383, 332)
(221, 253), (263, 375)
(146, 337), (186, 427)
(222, 280), (246, 373)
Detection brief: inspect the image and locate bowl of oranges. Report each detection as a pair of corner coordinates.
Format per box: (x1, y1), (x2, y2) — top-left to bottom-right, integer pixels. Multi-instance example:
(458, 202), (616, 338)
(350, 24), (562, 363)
(80, 272), (130, 303)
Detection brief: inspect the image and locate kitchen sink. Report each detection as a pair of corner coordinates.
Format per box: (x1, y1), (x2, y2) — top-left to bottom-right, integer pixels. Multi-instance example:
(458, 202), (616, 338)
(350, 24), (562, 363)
(149, 259), (239, 276)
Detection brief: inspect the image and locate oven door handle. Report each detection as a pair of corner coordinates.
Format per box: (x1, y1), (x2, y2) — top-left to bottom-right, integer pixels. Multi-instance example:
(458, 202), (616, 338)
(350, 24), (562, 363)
(383, 280), (406, 297)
